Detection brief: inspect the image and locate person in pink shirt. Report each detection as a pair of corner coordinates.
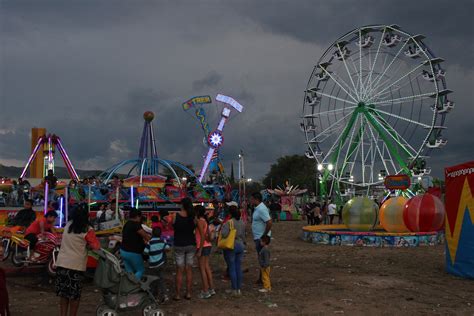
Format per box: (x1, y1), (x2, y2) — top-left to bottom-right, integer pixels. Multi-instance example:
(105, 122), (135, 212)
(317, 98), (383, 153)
(152, 210), (174, 245)
(195, 205), (215, 299)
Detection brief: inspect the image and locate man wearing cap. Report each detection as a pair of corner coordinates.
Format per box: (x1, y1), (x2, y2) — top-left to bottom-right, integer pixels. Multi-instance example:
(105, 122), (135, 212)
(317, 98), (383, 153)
(226, 201), (238, 208)
(250, 192), (272, 285)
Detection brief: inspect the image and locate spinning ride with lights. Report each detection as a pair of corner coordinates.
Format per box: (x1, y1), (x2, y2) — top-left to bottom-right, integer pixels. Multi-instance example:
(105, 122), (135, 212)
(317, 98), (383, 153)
(301, 24), (453, 199)
(182, 94), (243, 183)
(20, 134), (80, 182)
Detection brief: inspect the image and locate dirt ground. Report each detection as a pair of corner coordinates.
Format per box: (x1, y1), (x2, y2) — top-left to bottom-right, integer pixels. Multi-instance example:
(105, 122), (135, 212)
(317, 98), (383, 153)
(4, 220), (474, 316)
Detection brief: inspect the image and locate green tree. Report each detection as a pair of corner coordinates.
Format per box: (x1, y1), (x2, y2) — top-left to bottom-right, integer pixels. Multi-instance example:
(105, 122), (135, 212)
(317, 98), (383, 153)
(262, 155), (317, 192)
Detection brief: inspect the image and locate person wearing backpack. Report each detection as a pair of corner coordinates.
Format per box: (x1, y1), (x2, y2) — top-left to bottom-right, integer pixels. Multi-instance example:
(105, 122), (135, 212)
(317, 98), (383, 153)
(195, 205), (215, 299)
(220, 205), (246, 297)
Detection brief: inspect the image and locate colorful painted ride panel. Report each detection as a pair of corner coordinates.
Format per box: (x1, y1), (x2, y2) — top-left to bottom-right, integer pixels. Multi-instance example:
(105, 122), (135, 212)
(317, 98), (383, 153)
(281, 195), (296, 212)
(279, 211), (301, 221)
(301, 225), (444, 248)
(445, 161), (474, 278)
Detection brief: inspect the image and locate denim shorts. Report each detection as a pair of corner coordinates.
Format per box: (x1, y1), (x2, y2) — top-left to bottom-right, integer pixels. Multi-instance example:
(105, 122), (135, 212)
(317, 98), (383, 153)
(201, 246), (212, 257)
(174, 245), (196, 267)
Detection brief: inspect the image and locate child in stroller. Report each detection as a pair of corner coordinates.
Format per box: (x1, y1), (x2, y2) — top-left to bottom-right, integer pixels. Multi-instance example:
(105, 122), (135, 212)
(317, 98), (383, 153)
(94, 249), (164, 316)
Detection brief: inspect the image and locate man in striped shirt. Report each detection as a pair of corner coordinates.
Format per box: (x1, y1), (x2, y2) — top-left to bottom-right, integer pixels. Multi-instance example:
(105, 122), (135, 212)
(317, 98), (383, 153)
(144, 227), (170, 303)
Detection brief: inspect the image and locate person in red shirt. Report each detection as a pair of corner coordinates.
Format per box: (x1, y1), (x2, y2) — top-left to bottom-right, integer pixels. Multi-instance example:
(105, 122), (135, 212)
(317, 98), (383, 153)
(151, 215), (162, 230)
(24, 210), (58, 249)
(150, 211), (174, 244)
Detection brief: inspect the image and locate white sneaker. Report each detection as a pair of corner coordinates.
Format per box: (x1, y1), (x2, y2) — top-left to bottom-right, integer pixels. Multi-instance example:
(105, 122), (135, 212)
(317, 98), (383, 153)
(258, 288), (270, 293)
(198, 291), (211, 299)
(209, 288), (216, 296)
(231, 290), (241, 297)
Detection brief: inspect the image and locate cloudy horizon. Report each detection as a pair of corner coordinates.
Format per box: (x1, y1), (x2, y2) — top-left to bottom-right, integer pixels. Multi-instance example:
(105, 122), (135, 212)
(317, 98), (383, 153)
(0, 0), (473, 182)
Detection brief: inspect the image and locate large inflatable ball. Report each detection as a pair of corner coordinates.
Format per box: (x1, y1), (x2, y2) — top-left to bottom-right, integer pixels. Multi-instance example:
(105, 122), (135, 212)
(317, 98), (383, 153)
(342, 196), (379, 231)
(379, 197), (409, 233)
(403, 193), (445, 232)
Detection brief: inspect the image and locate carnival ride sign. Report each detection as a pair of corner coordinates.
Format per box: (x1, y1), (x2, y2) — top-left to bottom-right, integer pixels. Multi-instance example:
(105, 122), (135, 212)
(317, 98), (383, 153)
(384, 175), (411, 190)
(182, 95), (212, 110)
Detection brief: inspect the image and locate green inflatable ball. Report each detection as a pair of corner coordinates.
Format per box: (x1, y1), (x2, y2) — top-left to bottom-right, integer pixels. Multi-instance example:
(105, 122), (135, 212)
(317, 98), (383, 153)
(342, 196), (379, 231)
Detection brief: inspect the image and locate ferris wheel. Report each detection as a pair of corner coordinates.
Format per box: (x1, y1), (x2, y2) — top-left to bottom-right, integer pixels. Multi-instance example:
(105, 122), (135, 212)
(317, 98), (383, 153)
(301, 24), (453, 197)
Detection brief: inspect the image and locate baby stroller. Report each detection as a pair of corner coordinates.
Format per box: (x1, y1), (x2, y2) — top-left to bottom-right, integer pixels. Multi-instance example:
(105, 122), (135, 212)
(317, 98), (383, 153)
(94, 250), (164, 316)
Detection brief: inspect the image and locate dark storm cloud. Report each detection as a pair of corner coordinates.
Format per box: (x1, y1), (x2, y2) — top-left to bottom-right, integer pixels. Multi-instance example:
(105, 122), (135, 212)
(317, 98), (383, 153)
(0, 0), (472, 181)
(231, 0), (474, 67)
(192, 71), (223, 91)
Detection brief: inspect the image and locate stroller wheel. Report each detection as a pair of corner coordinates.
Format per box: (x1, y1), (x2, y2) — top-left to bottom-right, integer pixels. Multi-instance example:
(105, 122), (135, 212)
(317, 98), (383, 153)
(96, 304), (118, 316)
(142, 304), (165, 316)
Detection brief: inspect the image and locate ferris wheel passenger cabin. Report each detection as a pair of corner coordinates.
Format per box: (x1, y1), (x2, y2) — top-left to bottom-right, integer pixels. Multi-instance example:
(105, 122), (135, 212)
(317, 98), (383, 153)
(432, 100), (455, 114)
(422, 69), (446, 82)
(356, 35), (374, 48)
(405, 46), (427, 58)
(315, 72), (330, 81)
(300, 122), (317, 133)
(426, 138), (447, 149)
(333, 42), (350, 60)
(382, 33), (402, 47)
(403, 34), (426, 58)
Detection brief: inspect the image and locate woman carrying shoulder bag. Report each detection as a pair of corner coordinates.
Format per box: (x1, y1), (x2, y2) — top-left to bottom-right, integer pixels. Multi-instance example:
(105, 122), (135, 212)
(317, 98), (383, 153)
(220, 205), (245, 297)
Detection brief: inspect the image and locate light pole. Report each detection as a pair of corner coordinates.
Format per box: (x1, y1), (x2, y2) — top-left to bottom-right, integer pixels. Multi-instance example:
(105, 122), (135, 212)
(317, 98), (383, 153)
(238, 150), (246, 208)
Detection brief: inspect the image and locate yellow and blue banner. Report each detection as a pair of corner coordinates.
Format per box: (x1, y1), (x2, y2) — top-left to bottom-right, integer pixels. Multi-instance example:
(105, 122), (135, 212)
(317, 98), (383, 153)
(445, 161), (474, 278)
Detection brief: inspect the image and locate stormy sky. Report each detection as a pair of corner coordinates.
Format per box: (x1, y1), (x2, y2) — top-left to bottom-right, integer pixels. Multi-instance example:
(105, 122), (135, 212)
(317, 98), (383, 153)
(0, 0), (473, 181)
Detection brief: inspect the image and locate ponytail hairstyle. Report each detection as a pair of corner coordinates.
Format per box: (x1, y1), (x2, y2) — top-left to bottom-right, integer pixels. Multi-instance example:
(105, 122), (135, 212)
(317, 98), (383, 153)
(194, 205), (208, 223)
(181, 197), (195, 218)
(229, 205), (241, 220)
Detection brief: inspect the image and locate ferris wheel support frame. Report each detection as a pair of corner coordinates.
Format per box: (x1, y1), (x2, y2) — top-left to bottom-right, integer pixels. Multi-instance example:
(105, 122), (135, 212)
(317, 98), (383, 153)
(320, 103), (417, 201)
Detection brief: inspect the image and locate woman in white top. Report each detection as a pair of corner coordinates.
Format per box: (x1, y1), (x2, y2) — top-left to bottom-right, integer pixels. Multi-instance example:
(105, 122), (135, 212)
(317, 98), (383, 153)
(55, 205), (100, 316)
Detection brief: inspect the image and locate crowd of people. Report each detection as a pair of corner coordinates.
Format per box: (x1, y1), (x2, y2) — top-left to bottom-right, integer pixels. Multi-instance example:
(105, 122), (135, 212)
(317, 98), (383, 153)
(115, 192), (273, 305)
(0, 171), (131, 209)
(303, 199), (342, 226)
(0, 189), (277, 315)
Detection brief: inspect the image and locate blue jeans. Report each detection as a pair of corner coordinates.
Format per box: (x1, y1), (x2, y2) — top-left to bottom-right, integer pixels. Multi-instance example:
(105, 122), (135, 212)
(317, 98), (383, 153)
(120, 249), (145, 279)
(224, 242), (244, 290)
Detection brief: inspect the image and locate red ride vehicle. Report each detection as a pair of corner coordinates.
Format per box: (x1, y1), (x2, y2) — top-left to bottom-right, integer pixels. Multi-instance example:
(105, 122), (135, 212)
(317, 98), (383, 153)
(10, 231), (62, 276)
